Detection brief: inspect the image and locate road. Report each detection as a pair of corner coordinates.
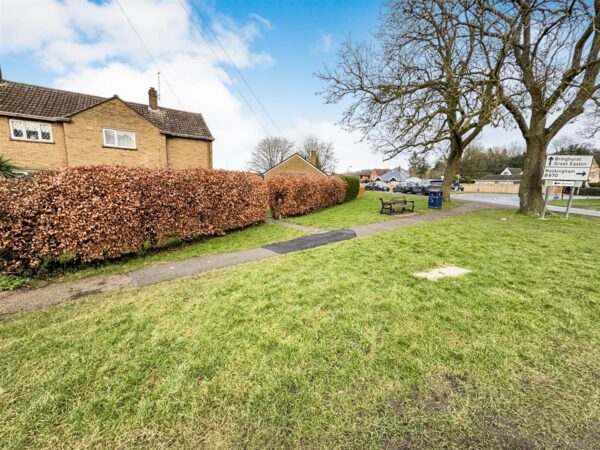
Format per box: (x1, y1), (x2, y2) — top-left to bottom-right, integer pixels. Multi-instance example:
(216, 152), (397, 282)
(454, 193), (600, 218)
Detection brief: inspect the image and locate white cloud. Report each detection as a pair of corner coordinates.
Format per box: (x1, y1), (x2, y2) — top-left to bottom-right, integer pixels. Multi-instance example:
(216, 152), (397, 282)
(248, 13), (272, 31)
(0, 0), (273, 169)
(313, 32), (334, 53)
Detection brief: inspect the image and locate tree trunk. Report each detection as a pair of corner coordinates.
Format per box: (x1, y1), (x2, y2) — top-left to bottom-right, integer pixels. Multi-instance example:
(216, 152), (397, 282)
(441, 137), (462, 201)
(518, 134), (548, 215)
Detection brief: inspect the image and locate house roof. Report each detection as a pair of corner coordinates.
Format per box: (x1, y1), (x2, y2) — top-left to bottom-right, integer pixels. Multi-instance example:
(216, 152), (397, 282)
(379, 167), (410, 182)
(372, 168), (389, 176)
(504, 167), (523, 175)
(477, 174), (522, 181)
(262, 153), (328, 177)
(0, 79), (213, 141)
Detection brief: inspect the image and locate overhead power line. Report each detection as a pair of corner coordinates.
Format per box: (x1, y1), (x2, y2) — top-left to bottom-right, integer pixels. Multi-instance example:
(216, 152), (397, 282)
(176, 0), (280, 135)
(114, 0), (185, 109)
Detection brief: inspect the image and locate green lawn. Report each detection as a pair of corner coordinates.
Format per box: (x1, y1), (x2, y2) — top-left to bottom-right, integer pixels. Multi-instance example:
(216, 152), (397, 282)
(284, 191), (458, 230)
(1, 210), (598, 449)
(550, 197), (600, 210)
(0, 223), (306, 291)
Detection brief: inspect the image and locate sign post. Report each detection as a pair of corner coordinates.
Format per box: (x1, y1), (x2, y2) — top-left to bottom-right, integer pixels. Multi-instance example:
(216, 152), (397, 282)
(540, 186), (551, 219)
(541, 155), (593, 219)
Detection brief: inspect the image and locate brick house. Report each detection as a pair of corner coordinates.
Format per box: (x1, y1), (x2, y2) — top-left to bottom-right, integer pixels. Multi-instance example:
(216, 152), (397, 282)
(262, 152), (327, 180)
(0, 78), (214, 173)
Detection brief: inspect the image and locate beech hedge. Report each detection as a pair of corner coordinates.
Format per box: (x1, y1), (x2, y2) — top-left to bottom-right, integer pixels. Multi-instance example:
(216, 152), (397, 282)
(267, 175), (346, 219)
(0, 167), (267, 275)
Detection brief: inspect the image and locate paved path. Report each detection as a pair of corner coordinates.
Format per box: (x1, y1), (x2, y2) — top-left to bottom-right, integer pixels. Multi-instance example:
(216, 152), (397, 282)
(456, 193), (600, 218)
(0, 202), (493, 316)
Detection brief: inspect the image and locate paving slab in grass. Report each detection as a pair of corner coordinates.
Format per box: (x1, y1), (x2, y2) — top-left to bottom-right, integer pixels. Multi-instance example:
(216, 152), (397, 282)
(413, 265), (471, 281)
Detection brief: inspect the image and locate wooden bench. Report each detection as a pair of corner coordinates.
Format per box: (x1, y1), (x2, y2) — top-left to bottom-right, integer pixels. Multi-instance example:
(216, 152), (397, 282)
(380, 197), (415, 215)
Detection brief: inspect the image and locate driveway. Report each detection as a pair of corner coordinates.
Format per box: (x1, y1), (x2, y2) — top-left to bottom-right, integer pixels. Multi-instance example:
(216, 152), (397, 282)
(454, 193), (600, 218)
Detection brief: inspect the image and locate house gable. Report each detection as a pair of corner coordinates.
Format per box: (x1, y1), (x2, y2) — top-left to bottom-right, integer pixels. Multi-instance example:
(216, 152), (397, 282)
(263, 153), (327, 179)
(63, 97), (167, 168)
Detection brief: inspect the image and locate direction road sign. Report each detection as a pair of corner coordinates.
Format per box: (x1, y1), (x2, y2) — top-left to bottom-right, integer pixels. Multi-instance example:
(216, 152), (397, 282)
(542, 154), (593, 181)
(544, 180), (581, 187)
(545, 154), (594, 168)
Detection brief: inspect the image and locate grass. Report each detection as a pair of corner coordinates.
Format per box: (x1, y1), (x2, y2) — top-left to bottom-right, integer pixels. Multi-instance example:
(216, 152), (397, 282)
(1, 210), (598, 448)
(0, 223), (306, 291)
(0, 275), (29, 292)
(550, 197), (600, 210)
(284, 191), (458, 230)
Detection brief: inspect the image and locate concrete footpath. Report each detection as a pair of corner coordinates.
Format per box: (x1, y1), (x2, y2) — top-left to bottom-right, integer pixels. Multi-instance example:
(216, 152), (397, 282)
(0, 202), (491, 316)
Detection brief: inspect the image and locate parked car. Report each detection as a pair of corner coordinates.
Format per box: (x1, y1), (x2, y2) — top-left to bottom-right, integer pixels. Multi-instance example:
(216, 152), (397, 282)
(393, 182), (407, 193)
(409, 181), (424, 194)
(364, 181), (377, 191)
(373, 181), (390, 192)
(452, 181), (464, 191)
(399, 181), (415, 194)
(418, 179), (443, 195)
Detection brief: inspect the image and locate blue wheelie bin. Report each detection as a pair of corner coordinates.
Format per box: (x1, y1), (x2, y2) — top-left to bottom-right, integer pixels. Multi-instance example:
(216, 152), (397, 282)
(428, 191), (443, 209)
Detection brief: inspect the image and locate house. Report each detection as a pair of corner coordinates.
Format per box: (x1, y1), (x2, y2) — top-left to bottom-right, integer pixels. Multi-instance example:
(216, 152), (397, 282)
(476, 167), (523, 185)
(500, 167), (523, 176)
(0, 78), (214, 173)
(377, 167), (410, 183)
(349, 168), (388, 182)
(370, 168), (389, 181)
(262, 151), (327, 180)
(356, 170), (372, 182)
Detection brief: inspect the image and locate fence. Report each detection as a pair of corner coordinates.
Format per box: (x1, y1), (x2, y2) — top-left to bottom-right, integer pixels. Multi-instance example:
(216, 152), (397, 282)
(462, 183), (562, 196)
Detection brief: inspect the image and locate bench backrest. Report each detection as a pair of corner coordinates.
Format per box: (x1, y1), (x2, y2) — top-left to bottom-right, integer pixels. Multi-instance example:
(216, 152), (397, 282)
(381, 196), (407, 205)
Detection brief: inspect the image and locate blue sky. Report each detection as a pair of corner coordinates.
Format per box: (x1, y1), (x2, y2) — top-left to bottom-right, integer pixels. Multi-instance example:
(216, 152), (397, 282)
(0, 0), (571, 171)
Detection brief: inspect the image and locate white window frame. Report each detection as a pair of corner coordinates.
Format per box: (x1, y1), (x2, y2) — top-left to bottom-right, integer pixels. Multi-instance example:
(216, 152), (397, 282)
(9, 119), (54, 143)
(102, 128), (137, 150)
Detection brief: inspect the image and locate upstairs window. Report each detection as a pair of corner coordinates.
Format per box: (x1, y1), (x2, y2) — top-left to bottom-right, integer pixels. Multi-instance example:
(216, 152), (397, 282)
(102, 128), (136, 150)
(10, 119), (53, 143)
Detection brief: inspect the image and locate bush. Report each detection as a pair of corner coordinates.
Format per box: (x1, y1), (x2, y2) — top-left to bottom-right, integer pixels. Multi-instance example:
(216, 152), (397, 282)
(588, 182), (600, 188)
(579, 186), (600, 196)
(0, 167), (267, 275)
(340, 175), (360, 202)
(267, 175), (346, 219)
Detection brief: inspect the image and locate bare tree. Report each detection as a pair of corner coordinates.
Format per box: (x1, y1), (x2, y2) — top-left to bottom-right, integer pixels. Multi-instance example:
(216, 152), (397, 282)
(299, 136), (338, 173)
(476, 0), (600, 214)
(247, 137), (295, 173)
(317, 0), (507, 199)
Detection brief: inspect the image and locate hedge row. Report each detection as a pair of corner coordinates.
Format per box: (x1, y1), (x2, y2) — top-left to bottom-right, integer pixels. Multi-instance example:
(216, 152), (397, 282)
(340, 175), (360, 202)
(267, 175), (346, 219)
(579, 186), (600, 196)
(0, 167), (267, 275)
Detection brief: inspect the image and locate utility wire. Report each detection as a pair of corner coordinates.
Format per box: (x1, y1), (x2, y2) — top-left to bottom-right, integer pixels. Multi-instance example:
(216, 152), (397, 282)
(186, 0), (281, 134)
(176, 0), (278, 135)
(115, 0), (185, 109)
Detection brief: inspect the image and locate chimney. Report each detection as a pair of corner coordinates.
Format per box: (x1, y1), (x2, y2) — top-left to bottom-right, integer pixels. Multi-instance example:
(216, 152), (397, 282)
(148, 87), (158, 110)
(310, 150), (318, 167)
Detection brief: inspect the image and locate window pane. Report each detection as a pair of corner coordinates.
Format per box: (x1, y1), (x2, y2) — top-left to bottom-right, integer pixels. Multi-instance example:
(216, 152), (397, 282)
(103, 129), (116, 146)
(11, 120), (24, 138)
(40, 123), (52, 141)
(116, 131), (135, 148)
(25, 122), (40, 140)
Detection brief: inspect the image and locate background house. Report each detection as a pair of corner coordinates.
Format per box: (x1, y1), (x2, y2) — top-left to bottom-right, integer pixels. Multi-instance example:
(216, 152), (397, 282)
(377, 167), (410, 183)
(0, 78), (214, 173)
(476, 167), (523, 185)
(262, 151), (327, 180)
